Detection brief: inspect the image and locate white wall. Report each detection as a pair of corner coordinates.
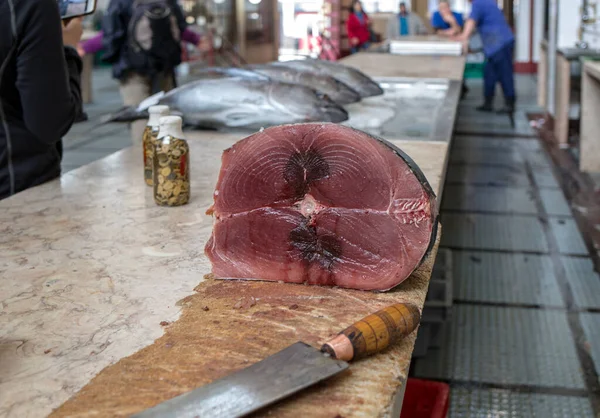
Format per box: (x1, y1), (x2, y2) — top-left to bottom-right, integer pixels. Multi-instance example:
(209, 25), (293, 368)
(532, 0), (545, 62)
(515, 0), (531, 62)
(582, 2), (600, 48)
(557, 0), (582, 48)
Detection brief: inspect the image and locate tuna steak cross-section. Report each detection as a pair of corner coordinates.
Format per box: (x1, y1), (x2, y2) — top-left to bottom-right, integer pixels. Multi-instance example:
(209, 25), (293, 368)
(205, 123), (438, 291)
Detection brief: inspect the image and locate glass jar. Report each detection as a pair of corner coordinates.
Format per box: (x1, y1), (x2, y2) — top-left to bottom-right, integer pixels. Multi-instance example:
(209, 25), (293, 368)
(153, 116), (190, 206)
(143, 105), (170, 186)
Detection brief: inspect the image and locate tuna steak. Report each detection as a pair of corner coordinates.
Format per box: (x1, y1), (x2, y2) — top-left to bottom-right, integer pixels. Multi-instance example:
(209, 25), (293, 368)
(205, 123), (438, 291)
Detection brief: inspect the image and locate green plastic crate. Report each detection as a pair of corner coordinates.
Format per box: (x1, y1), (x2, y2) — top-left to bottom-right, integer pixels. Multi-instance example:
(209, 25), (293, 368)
(464, 62), (484, 79)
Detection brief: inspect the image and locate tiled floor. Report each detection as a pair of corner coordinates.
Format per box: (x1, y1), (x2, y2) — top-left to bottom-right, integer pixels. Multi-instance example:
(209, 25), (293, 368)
(62, 68), (130, 172)
(412, 76), (599, 416)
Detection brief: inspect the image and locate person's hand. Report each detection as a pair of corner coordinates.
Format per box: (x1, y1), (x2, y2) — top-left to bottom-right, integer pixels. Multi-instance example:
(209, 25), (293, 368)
(351, 37), (359, 46)
(62, 17), (83, 49)
(451, 33), (465, 42)
(76, 44), (86, 57)
(461, 40), (469, 55)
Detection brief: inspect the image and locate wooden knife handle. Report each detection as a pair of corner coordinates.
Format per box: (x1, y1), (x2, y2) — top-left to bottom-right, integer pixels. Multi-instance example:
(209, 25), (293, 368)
(320, 303), (420, 362)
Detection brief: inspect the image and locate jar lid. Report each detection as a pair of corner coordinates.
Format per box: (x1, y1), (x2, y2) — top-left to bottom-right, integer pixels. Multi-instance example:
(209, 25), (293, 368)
(147, 105), (170, 127)
(158, 116), (185, 140)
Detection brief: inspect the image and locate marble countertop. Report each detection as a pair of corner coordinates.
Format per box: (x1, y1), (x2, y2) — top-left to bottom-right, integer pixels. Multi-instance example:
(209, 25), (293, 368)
(0, 131), (448, 418)
(340, 52), (466, 81)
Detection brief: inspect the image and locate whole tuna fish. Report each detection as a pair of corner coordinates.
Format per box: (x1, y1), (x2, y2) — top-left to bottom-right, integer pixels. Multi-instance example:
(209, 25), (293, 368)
(246, 64), (361, 105)
(107, 77), (348, 130)
(193, 67), (269, 81)
(271, 59), (383, 98)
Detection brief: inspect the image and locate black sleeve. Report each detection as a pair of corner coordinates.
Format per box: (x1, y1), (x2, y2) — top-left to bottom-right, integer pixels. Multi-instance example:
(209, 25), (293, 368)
(15, 0), (83, 144)
(102, 0), (127, 64)
(171, 0), (188, 33)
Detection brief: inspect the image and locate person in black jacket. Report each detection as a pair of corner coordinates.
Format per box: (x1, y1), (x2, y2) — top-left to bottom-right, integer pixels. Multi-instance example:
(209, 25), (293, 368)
(0, 0), (83, 200)
(102, 0), (190, 144)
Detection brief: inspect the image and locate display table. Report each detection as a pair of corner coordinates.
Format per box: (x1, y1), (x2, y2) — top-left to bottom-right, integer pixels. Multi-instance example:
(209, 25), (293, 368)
(580, 61), (600, 172)
(341, 51), (466, 81)
(538, 41), (600, 144)
(1, 133), (448, 418)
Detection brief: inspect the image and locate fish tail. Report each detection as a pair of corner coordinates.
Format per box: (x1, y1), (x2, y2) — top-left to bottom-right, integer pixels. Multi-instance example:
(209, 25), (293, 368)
(100, 106), (148, 124)
(136, 91), (166, 111)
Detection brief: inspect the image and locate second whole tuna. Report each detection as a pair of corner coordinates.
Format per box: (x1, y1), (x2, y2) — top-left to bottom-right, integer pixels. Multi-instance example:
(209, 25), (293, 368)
(271, 59), (384, 98)
(246, 64), (362, 105)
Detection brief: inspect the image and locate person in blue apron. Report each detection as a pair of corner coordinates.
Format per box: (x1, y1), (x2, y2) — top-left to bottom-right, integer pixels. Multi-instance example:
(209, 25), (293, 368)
(454, 0), (515, 113)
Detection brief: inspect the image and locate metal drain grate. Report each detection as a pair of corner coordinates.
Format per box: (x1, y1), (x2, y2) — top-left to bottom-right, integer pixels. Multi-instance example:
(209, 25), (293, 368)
(413, 305), (586, 388)
(453, 251), (564, 307)
(441, 213), (549, 253)
(453, 135), (542, 151)
(442, 185), (538, 215)
(580, 313), (600, 380)
(450, 387), (593, 418)
(532, 167), (561, 189)
(446, 165), (531, 187)
(450, 147), (526, 169)
(562, 257), (600, 309)
(539, 189), (573, 217)
(549, 218), (589, 256)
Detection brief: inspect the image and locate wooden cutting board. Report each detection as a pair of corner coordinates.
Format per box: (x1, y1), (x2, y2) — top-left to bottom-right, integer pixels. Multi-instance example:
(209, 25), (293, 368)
(51, 228), (440, 418)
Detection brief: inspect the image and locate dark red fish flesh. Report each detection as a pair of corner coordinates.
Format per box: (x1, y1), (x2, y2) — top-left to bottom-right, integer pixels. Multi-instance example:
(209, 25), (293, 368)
(205, 123), (438, 291)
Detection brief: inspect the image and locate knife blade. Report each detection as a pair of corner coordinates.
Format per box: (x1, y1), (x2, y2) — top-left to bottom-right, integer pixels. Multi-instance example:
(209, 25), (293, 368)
(132, 303), (420, 418)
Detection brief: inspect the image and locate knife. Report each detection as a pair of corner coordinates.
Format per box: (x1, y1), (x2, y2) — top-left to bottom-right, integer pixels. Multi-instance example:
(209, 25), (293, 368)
(132, 303), (420, 418)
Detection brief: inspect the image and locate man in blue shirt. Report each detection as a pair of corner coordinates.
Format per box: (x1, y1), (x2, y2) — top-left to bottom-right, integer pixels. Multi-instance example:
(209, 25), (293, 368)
(454, 0), (516, 113)
(431, 0), (464, 36)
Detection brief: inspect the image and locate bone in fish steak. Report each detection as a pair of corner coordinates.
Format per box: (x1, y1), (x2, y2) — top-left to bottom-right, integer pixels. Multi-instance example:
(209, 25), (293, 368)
(205, 123), (438, 291)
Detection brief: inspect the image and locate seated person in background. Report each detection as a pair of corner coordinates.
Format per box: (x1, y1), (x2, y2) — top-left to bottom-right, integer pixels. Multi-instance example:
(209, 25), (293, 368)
(431, 0), (469, 98)
(386, 2), (428, 40)
(431, 0), (464, 37)
(0, 0), (83, 200)
(346, 0), (371, 53)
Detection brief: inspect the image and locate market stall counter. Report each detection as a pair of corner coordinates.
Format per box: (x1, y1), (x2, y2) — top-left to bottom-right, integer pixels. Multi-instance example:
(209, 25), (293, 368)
(1, 133), (448, 418)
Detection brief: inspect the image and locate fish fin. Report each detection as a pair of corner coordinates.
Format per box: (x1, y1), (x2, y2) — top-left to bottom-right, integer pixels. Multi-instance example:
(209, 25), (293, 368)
(225, 112), (259, 127)
(136, 91), (166, 111)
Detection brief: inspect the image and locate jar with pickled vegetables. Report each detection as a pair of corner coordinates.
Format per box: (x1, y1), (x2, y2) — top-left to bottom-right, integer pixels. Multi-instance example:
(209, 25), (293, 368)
(143, 105), (170, 186)
(153, 116), (190, 206)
